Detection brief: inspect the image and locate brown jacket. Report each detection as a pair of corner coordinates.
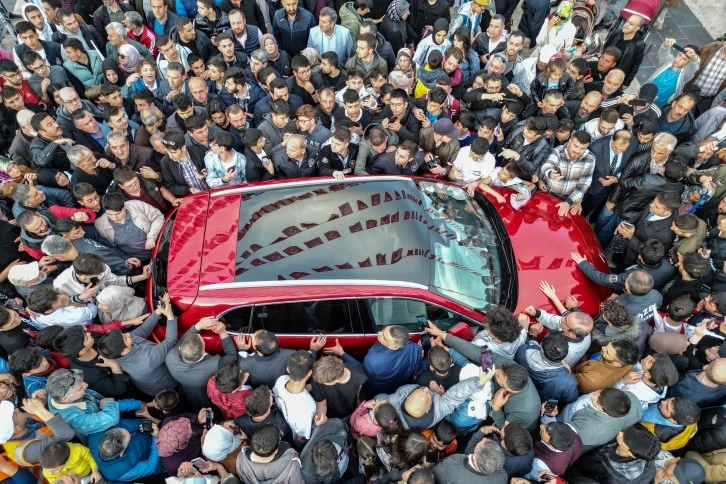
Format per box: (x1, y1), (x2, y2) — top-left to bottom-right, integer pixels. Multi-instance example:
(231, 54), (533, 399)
(574, 359), (633, 394)
(686, 449), (726, 483)
(687, 42), (726, 96)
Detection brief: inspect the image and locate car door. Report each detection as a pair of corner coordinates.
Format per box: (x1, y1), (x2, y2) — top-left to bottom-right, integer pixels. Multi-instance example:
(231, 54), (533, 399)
(218, 298), (371, 357)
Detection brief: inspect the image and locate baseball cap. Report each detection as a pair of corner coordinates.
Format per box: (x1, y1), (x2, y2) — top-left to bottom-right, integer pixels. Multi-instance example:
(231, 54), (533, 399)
(673, 458), (706, 484)
(434, 118), (460, 141)
(539, 44), (558, 64)
(639, 83), (658, 103)
(8, 262), (40, 285)
(0, 401), (15, 444)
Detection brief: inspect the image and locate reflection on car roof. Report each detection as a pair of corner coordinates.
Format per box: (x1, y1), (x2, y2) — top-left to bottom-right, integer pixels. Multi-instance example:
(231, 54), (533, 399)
(234, 179), (433, 285)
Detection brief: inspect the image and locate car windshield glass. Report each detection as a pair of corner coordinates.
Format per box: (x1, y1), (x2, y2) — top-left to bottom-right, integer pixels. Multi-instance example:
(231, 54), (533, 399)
(417, 181), (502, 310)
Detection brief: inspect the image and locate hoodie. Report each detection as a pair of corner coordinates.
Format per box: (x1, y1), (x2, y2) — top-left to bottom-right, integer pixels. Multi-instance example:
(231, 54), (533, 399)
(514, 342), (579, 405)
(236, 445), (304, 484)
(22, 2), (53, 42)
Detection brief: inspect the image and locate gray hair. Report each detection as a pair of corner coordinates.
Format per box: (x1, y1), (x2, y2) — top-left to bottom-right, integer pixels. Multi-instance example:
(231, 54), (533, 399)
(105, 22), (125, 37)
(141, 107), (163, 126)
(251, 49), (268, 63)
(474, 438), (505, 475)
(41, 235), (73, 256)
(99, 428), (129, 459)
(124, 10), (143, 27)
(178, 331), (205, 363)
(319, 7), (337, 23)
(46, 368), (84, 401)
(107, 131), (127, 145)
(491, 52), (508, 65)
(10, 183), (31, 204)
(67, 145), (93, 167)
(653, 132), (678, 151)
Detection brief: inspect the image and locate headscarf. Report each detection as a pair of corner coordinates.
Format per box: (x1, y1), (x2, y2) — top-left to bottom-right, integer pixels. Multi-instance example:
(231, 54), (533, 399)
(260, 34), (280, 62)
(157, 417), (193, 457)
(387, 0), (410, 23)
(96, 286), (147, 323)
(300, 48), (321, 72)
(554, 1), (574, 31)
(433, 18), (449, 40)
(649, 331), (689, 355)
(202, 424), (241, 461)
(118, 44), (142, 74)
(36, 168), (68, 189)
(102, 58), (125, 87)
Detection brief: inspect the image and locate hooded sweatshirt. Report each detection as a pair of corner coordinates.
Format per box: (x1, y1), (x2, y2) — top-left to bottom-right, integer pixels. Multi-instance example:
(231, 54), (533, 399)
(236, 445), (304, 484)
(412, 19), (451, 67)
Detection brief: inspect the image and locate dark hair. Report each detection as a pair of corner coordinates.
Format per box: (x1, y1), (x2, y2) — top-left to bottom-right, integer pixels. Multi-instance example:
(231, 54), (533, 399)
(674, 91), (698, 106)
(332, 126), (352, 143)
(639, 118), (659, 135)
(500, 363), (529, 392)
(656, 191), (683, 212)
(711, 292), (726, 316)
(37, 326), (64, 350)
(244, 386), (272, 417)
(0, 59), (19, 74)
(172, 93), (193, 112)
(674, 214), (699, 233)
(458, 112), (476, 130)
(243, 128), (264, 147)
(211, 130), (234, 150)
(97, 330), (127, 359)
(357, 32), (377, 51)
(16, 21), (36, 36)
(154, 389), (179, 411)
(373, 401), (402, 435)
(602, 46), (622, 61)
(321, 51), (339, 66)
(72, 182), (97, 202)
(664, 158), (688, 181)
(73, 253), (105, 276)
(486, 307), (522, 343)
(254, 330), (279, 356)
(250, 424), (280, 457)
(639, 239), (665, 265)
(132, 88), (156, 105)
(541, 332), (568, 363)
(666, 294), (696, 322)
(114, 165), (137, 185)
(291, 54), (311, 72)
(287, 350), (313, 381)
(433, 420), (456, 445)
(427, 50), (443, 69)
(557, 118), (575, 133)
(671, 397), (701, 425)
(602, 300), (633, 328)
(571, 57), (589, 76)
(621, 424), (661, 460)
(546, 422), (575, 451)
(102, 192), (126, 212)
(682, 252), (710, 279)
(427, 87), (447, 105)
(0, 307), (12, 329)
(163, 129), (186, 149)
(647, 354), (679, 387)
(214, 364), (244, 393)
(342, 89), (360, 104)
(611, 340), (638, 366)
(175, 16), (192, 31)
(408, 469), (435, 484)
(27, 287), (60, 314)
(225, 66), (247, 86)
(389, 432), (429, 470)
(53, 326), (86, 359)
(571, 130), (592, 145)
(184, 114), (207, 132)
(599, 388), (632, 417)
(9, 346), (44, 373)
(271, 99), (290, 116)
(428, 346), (452, 374)
(502, 422), (533, 456)
(311, 439), (338, 477)
(39, 442), (70, 470)
(600, 108), (619, 124)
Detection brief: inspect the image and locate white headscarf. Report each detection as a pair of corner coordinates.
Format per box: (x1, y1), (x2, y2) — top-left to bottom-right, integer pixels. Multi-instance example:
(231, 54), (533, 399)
(96, 286), (146, 323)
(202, 425), (242, 461)
(118, 44), (142, 73)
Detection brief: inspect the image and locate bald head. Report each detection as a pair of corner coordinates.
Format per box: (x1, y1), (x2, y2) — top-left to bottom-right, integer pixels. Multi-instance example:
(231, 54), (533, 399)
(404, 387), (433, 417)
(188, 77), (206, 90)
(568, 312), (594, 336)
(58, 87), (77, 102)
(706, 358), (726, 385)
(602, 69), (625, 96)
(17, 109), (36, 135)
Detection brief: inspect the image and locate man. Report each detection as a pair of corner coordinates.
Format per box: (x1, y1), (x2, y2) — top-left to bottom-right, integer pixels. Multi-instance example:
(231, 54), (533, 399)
(124, 10), (157, 56)
(587, 69), (627, 105)
(602, 15), (646, 88)
(104, 22), (151, 65)
(319, 51), (347, 93)
(105, 131), (159, 174)
(67, 145), (115, 196)
(689, 41), (726, 111)
(640, 397), (700, 450)
(316, 86), (337, 130)
(41, 233), (136, 278)
(345, 33), (388, 83)
(582, 130), (633, 216)
(253, 78), (303, 127)
(354, 126), (396, 175)
(166, 317), (239, 408)
(581, 109), (625, 142)
(0, 60), (41, 107)
(227, 10), (262, 56)
(375, 88), (422, 143)
(212, 32), (248, 70)
(539, 131), (596, 216)
(671, 357), (726, 406)
(434, 433), (507, 484)
(159, 129), (209, 196)
(574, 340), (638, 393)
(53, 8), (104, 53)
(62, 38), (104, 89)
(221, 67), (266, 112)
(333, 90), (373, 142)
(195, 0), (231, 43)
(92, 0), (131, 42)
(97, 293), (177, 397)
(110, 166), (175, 213)
(646, 38), (701, 108)
(259, 100), (297, 152)
(147, 0), (178, 37)
(70, 109), (109, 153)
(308, 8), (353, 68)
(155, 35), (190, 79)
(29, 112), (74, 171)
(88, 420), (161, 482)
(288, 55), (322, 107)
(272, 0), (316, 58)
(188, 76), (216, 109)
(56, 86), (102, 136)
(13, 21), (64, 78)
(272, 350), (317, 442)
(271, 133), (317, 178)
(26, 286), (98, 328)
(11, 183), (78, 222)
(316, 127), (359, 179)
(472, 14), (507, 65)
(310, 354), (367, 421)
(660, 92), (697, 144)
(95, 192), (164, 262)
(9, 109), (38, 166)
(296, 104), (332, 157)
(514, 331), (579, 405)
(358, 21), (395, 71)
(236, 424), (305, 482)
(339, 0), (371, 43)
(589, 47), (621, 83)
(171, 16), (214, 62)
(522, 89), (569, 120)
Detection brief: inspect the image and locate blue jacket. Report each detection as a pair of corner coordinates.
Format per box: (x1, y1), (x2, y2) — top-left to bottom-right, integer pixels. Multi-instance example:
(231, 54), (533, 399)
(357, 342), (427, 395)
(204, 150), (247, 188)
(48, 392), (141, 442)
(670, 371), (726, 406)
(219, 81), (266, 113)
(514, 343), (579, 406)
(89, 418), (161, 483)
(272, 7), (316, 58)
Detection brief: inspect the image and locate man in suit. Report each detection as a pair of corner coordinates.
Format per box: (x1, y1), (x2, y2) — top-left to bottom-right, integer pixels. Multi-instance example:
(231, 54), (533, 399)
(71, 109), (109, 152)
(582, 130), (634, 217)
(159, 129), (209, 197)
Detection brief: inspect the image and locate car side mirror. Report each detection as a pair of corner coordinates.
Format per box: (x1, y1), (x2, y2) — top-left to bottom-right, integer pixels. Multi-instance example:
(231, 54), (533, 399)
(448, 322), (474, 341)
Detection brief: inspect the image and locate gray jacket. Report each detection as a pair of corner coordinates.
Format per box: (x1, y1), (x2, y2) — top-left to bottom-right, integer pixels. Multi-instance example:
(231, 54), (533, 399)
(239, 348), (318, 388)
(236, 446), (304, 484)
(376, 377), (484, 432)
(117, 313), (178, 397)
(165, 326), (239, 408)
(433, 454), (508, 484)
(535, 309), (592, 367)
(645, 45), (700, 105)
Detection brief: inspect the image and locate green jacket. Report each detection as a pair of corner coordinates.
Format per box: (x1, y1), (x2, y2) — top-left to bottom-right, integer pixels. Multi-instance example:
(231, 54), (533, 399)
(63, 50), (104, 89)
(340, 2), (363, 42)
(688, 164), (726, 201)
(344, 53), (389, 82)
(674, 218), (708, 255)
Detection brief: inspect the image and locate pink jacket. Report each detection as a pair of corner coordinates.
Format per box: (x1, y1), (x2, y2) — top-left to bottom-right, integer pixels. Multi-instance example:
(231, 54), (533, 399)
(350, 402), (382, 439)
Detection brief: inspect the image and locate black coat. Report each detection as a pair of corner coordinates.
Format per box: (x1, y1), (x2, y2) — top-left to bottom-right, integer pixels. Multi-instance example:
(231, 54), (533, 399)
(220, 0), (266, 32)
(194, 8), (231, 40)
(315, 144), (360, 176)
(586, 135), (631, 197)
(602, 30), (646, 87)
(243, 147), (275, 183)
(608, 149), (657, 204)
(93, 2), (132, 41)
(623, 207), (677, 267)
(380, 16), (415, 54)
(373, 106), (422, 143)
(407, 0), (451, 43)
(517, 0), (549, 40)
(159, 145), (207, 196)
(271, 146), (317, 179)
(502, 123), (551, 179)
(688, 406), (726, 454)
(614, 174), (684, 222)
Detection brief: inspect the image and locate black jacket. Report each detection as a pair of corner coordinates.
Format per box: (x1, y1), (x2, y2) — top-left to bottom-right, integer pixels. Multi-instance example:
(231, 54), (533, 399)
(220, 0), (266, 32)
(299, 419), (349, 483)
(577, 257), (676, 292)
(407, 0), (451, 43)
(52, 24), (104, 53)
(608, 149), (659, 204)
(93, 2), (132, 41)
(374, 106), (422, 143)
(374, 32), (396, 72)
(705, 228), (726, 274)
(69, 166), (115, 196)
(14, 40), (64, 70)
(243, 147), (275, 183)
(159, 145), (207, 196)
(315, 144), (361, 176)
(688, 406), (726, 454)
(369, 150), (425, 175)
(586, 135), (632, 196)
(171, 28), (215, 62)
(502, 123), (551, 179)
(529, 73), (574, 105)
(271, 146), (317, 179)
(614, 174), (684, 221)
(623, 207), (677, 267)
(380, 16), (415, 54)
(29, 136), (72, 172)
(567, 442), (656, 484)
(194, 9), (231, 40)
(602, 30), (646, 87)
(71, 353), (136, 399)
(472, 33), (507, 59)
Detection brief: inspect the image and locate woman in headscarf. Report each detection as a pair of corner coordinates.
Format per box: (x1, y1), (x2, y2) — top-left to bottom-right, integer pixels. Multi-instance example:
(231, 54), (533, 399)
(117, 44), (142, 78)
(261, 34), (291, 77)
(534, 1), (577, 55)
(36, 168), (70, 190)
(412, 18), (452, 68)
(102, 58), (126, 88)
(381, 0), (416, 54)
(157, 412), (205, 476)
(95, 286), (147, 324)
(0, 158), (37, 198)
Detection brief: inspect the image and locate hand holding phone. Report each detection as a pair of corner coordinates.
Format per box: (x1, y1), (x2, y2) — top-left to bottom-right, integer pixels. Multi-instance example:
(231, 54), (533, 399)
(480, 348), (494, 371)
(673, 43), (686, 53)
(140, 419), (152, 432)
(191, 457), (212, 472)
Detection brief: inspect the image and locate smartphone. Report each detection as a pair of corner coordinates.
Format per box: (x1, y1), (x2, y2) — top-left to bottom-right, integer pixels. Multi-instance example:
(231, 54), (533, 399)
(584, 68), (592, 78)
(140, 419), (152, 432)
(480, 348), (494, 371)
(544, 399), (558, 415)
(621, 221), (634, 228)
(157, 296), (166, 310)
(387, 116), (397, 123)
(89, 276), (100, 286)
(205, 409), (213, 430)
(191, 457), (212, 472)
(673, 43), (686, 52)
(416, 315), (428, 331)
(629, 98), (648, 107)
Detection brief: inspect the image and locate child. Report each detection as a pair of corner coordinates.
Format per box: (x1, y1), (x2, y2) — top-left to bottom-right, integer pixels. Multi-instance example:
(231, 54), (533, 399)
(39, 442), (101, 483)
(455, 112), (477, 147)
(480, 162), (532, 209)
(415, 50), (444, 98)
(148, 388), (183, 420)
(207, 364), (253, 419)
(412, 18), (452, 68)
(357, 436), (385, 481)
(529, 57), (573, 106)
(450, 137), (496, 194)
(350, 399), (402, 439)
(654, 294), (696, 337)
(421, 421), (458, 463)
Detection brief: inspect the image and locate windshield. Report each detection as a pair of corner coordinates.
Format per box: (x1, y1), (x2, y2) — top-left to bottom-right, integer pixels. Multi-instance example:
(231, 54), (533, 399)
(418, 181), (505, 311)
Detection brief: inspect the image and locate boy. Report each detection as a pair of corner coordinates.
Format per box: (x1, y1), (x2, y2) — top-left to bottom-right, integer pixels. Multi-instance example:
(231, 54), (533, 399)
(449, 137), (496, 195)
(39, 442), (101, 483)
(455, 112), (476, 147)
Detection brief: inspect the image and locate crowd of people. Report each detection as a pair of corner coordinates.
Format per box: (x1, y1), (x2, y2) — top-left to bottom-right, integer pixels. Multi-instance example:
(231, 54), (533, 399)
(0, 0), (725, 481)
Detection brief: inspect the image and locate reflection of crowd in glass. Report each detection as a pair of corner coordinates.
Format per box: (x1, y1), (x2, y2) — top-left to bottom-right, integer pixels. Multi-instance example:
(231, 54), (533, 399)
(0, 0), (726, 481)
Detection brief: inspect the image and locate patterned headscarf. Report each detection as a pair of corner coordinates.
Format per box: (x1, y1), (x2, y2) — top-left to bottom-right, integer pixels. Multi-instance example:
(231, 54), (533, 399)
(157, 417), (193, 457)
(387, 0), (410, 23)
(554, 1), (574, 28)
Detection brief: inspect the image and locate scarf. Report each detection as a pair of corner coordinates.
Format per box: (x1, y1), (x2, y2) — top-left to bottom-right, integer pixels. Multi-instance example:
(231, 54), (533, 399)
(641, 404), (681, 428)
(157, 417), (192, 457)
(118, 44), (142, 73)
(96, 286), (147, 324)
(260, 34), (280, 61)
(386, 0), (410, 23)
(554, 2), (574, 33)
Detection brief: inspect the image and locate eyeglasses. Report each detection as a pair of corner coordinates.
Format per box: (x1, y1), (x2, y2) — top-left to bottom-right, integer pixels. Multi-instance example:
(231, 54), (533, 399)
(390, 102), (405, 108)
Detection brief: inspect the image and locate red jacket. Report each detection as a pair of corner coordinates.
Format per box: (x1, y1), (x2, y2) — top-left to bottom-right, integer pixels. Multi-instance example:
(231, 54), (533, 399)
(21, 206), (96, 260)
(127, 26), (158, 56)
(0, 79), (41, 106)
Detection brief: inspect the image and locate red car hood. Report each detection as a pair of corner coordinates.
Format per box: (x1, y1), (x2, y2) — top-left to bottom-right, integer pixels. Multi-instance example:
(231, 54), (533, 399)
(497, 190), (610, 315)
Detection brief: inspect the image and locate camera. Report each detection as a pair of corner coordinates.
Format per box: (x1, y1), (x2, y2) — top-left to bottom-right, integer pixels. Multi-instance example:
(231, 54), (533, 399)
(426, 156), (440, 170)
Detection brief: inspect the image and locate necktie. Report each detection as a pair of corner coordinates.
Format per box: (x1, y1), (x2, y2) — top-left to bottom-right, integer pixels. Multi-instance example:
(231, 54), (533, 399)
(609, 153), (619, 174)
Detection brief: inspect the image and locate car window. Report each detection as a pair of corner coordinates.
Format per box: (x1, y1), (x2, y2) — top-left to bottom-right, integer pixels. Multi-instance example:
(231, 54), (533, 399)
(220, 300), (357, 334)
(364, 298), (466, 333)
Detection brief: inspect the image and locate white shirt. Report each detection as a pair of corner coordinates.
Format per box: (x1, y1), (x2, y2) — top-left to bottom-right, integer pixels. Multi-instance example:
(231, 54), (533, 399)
(273, 375), (315, 439)
(453, 146), (496, 183)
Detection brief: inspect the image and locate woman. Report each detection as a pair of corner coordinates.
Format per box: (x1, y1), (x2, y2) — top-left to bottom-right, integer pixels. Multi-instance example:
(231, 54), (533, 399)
(534, 1), (577, 55)
(102, 58), (126, 88)
(453, 27), (480, 86)
(0, 159), (36, 198)
(125, 60), (170, 99)
(157, 412), (205, 476)
(36, 169), (70, 190)
(95, 286), (147, 324)
(381, 0), (415, 54)
(412, 18), (451, 68)
(261, 34), (291, 77)
(118, 44), (142, 78)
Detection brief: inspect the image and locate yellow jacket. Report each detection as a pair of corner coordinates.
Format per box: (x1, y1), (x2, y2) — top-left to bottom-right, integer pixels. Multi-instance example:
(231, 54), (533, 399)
(641, 421), (698, 451)
(42, 442), (97, 481)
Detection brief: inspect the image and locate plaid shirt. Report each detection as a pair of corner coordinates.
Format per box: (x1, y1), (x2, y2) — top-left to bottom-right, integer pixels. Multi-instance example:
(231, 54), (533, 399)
(540, 144), (596, 205)
(695, 47), (726, 97)
(179, 156), (208, 192)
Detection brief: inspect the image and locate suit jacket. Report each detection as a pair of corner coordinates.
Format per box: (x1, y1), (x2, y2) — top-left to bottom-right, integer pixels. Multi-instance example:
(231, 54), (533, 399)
(159, 145), (207, 196)
(73, 128), (106, 153)
(586, 136), (631, 196)
(624, 208), (677, 266)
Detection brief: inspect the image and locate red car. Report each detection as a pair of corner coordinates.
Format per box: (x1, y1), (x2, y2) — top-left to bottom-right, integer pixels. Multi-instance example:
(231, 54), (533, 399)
(147, 176), (609, 355)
